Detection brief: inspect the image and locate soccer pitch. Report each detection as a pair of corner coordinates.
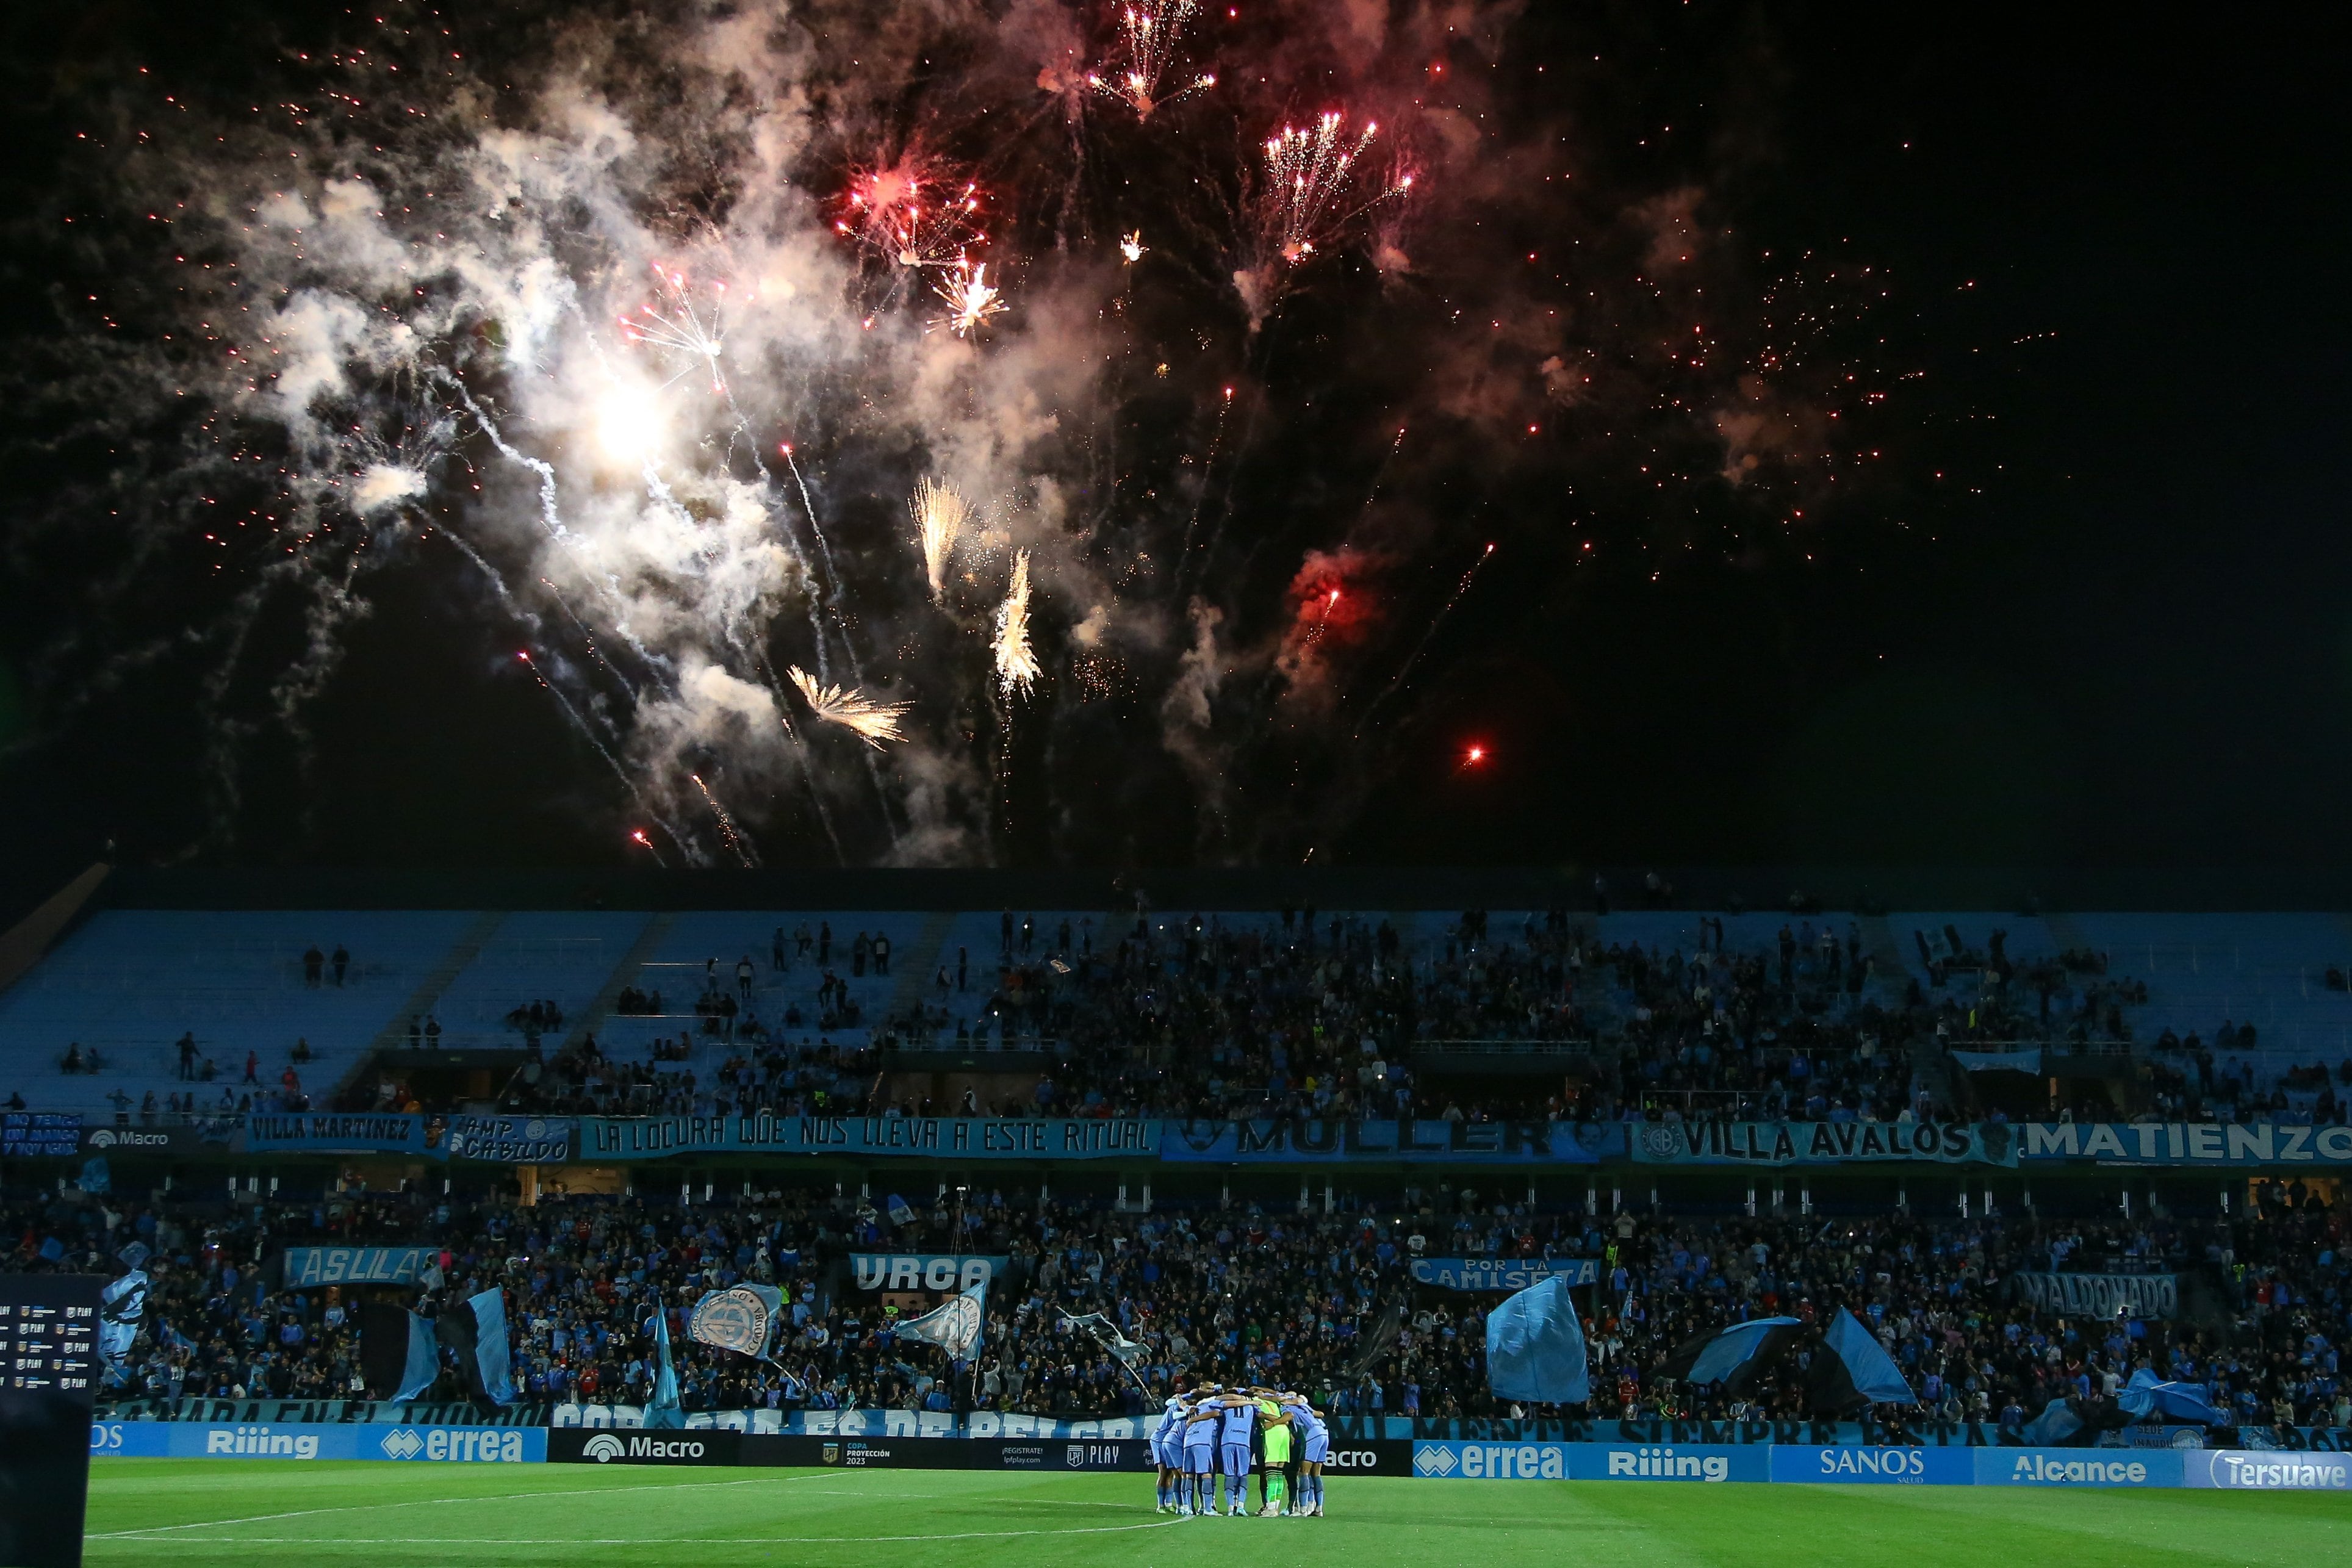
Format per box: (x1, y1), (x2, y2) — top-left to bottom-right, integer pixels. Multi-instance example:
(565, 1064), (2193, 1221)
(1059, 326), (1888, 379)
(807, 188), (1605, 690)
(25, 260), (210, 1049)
(83, 1461), (2352, 1567)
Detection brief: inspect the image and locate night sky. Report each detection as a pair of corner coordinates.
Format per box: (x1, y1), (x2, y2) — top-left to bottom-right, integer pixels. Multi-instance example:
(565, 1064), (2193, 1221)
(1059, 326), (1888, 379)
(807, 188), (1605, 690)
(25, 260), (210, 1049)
(0, 1), (2343, 919)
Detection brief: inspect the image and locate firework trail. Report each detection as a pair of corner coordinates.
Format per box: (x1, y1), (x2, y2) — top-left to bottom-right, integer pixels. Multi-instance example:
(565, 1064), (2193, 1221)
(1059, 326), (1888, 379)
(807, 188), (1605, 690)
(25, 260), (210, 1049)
(1120, 231), (1147, 265)
(630, 829), (669, 868)
(517, 652), (700, 863)
(691, 772), (758, 868)
(1178, 384), (1236, 583)
(788, 665), (912, 748)
(1088, 1), (1216, 120)
(617, 265), (728, 392)
(540, 577), (638, 702)
(779, 443), (862, 686)
(994, 550), (1042, 697)
(930, 261), (1008, 338)
(910, 477), (969, 604)
(1354, 542), (1498, 736)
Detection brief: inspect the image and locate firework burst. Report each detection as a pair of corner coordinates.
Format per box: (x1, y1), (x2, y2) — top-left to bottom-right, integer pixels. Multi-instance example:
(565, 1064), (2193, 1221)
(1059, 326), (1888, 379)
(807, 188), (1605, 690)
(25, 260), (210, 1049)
(617, 265), (728, 392)
(1256, 112), (1412, 267)
(1087, 1), (1216, 119)
(994, 549), (1041, 697)
(788, 665), (911, 748)
(910, 477), (969, 603)
(836, 153), (987, 270)
(930, 261), (1007, 337)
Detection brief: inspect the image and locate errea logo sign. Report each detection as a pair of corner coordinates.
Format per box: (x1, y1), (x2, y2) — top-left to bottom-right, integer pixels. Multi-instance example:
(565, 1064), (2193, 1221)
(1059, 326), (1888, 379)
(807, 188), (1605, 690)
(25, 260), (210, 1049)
(382, 1428), (530, 1463)
(379, 1429), (424, 1460)
(1412, 1442), (1566, 1479)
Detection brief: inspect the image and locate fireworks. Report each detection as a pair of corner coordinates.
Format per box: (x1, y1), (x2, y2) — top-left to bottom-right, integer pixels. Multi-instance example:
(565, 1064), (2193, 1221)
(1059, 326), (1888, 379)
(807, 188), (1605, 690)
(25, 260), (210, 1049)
(910, 477), (969, 603)
(788, 666), (911, 748)
(1257, 112), (1412, 267)
(690, 772), (755, 866)
(994, 550), (1041, 697)
(1087, 1), (1215, 119)
(1120, 231), (1146, 265)
(617, 265), (727, 392)
(930, 261), (1007, 337)
(836, 154), (986, 270)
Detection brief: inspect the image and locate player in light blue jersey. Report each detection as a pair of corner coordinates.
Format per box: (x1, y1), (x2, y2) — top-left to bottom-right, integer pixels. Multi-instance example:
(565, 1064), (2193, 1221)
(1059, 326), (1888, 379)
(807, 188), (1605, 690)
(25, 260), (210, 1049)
(1152, 1396), (1187, 1512)
(1179, 1394), (1220, 1516)
(1215, 1392), (1256, 1516)
(1279, 1391), (1330, 1516)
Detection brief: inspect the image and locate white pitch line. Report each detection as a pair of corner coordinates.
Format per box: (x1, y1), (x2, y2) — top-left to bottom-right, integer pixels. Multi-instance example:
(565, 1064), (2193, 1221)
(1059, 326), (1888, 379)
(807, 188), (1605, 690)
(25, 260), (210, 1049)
(88, 1472), (846, 1539)
(90, 1520), (1189, 1547)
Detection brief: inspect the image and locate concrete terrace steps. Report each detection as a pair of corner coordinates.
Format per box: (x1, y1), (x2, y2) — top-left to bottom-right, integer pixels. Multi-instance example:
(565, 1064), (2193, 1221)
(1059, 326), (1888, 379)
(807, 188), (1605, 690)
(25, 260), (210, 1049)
(563, 912), (674, 1056)
(337, 912), (508, 1099)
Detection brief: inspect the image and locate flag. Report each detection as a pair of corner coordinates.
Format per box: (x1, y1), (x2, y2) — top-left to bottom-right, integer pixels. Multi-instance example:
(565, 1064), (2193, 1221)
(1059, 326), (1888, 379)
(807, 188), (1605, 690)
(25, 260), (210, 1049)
(1807, 1306), (1917, 1413)
(689, 1284), (784, 1361)
(98, 1269), (148, 1378)
(1485, 1276), (1590, 1405)
(1346, 1301), (1405, 1377)
(361, 1303), (441, 1401)
(1060, 1310), (1145, 1364)
(886, 1193), (917, 1227)
(2117, 1367), (2223, 1425)
(435, 1287), (516, 1406)
(1660, 1315), (1803, 1395)
(645, 1306), (685, 1428)
(895, 1283), (986, 1359)
(2019, 1397), (2085, 1446)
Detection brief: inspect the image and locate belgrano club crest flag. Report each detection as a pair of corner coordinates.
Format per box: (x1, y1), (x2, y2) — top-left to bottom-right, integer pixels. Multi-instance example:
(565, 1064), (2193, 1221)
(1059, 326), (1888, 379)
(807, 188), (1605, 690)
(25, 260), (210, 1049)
(689, 1284), (785, 1361)
(893, 1282), (986, 1359)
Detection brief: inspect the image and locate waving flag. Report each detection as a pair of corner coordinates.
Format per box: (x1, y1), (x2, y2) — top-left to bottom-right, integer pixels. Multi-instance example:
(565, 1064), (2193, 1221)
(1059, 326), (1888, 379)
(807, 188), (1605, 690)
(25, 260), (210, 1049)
(896, 1283), (986, 1359)
(646, 1306), (685, 1428)
(1808, 1306), (1917, 1412)
(1485, 1275), (1591, 1405)
(2118, 1367), (2223, 1425)
(1661, 1315), (1803, 1395)
(689, 1284), (785, 1361)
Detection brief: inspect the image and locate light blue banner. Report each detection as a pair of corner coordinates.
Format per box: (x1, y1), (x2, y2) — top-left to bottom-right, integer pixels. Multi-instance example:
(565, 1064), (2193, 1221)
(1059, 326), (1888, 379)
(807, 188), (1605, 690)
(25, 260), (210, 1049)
(1159, 1120), (1607, 1163)
(1412, 1442), (1770, 1481)
(283, 1246), (439, 1288)
(93, 1421), (545, 1462)
(1630, 1121), (2018, 1167)
(2023, 1123), (2352, 1167)
(1410, 1257), (1599, 1292)
(576, 1115), (1157, 1162)
(1769, 1445), (1974, 1484)
(2183, 1450), (2352, 1489)
(1977, 1449), (2183, 1486)
(848, 1255), (1010, 1293)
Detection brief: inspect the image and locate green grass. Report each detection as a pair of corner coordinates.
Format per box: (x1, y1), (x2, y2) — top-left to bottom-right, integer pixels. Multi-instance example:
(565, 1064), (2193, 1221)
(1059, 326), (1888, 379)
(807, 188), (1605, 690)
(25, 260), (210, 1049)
(83, 1461), (2352, 1567)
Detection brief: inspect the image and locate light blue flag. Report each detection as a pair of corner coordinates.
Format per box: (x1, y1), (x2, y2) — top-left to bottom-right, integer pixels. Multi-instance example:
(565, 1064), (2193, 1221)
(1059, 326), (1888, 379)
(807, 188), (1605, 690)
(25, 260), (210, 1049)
(395, 1309), (439, 1401)
(896, 1284), (986, 1359)
(1686, 1315), (1801, 1385)
(98, 1270), (148, 1379)
(467, 1286), (516, 1406)
(1485, 1275), (1590, 1404)
(689, 1284), (785, 1361)
(1822, 1306), (1916, 1404)
(2118, 1367), (2223, 1425)
(2019, 1398), (2084, 1446)
(645, 1306), (685, 1429)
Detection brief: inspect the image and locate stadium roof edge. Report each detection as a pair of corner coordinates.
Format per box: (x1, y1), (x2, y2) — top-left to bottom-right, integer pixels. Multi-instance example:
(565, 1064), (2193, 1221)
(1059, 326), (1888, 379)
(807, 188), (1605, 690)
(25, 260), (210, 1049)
(73, 863), (2352, 913)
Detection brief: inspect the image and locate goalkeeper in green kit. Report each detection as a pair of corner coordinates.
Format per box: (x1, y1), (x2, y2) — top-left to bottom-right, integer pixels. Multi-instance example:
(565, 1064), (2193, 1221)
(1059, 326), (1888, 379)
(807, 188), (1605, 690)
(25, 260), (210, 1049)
(1256, 1394), (1292, 1517)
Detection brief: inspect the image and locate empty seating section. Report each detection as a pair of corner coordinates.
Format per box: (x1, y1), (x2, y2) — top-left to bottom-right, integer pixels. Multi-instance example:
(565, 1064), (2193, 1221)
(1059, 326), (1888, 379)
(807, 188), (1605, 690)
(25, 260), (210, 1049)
(425, 911), (653, 1048)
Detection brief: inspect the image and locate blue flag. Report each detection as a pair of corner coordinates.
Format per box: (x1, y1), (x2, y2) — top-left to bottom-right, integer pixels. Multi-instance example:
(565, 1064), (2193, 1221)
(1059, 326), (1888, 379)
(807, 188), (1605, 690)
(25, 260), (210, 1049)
(467, 1286), (515, 1406)
(1486, 1275), (1590, 1404)
(1809, 1306), (1916, 1411)
(896, 1284), (986, 1359)
(2118, 1368), (2222, 1425)
(2019, 1397), (2084, 1446)
(645, 1306), (685, 1428)
(1664, 1315), (1804, 1392)
(98, 1270), (148, 1379)
(397, 1309), (439, 1401)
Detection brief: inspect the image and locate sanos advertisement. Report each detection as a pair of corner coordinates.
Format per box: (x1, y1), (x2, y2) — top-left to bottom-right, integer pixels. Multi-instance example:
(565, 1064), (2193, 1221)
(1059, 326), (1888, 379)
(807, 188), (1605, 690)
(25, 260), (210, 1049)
(93, 1423), (544, 1462)
(1769, 1446), (1974, 1484)
(2184, 1451), (2352, 1491)
(1979, 1450), (2182, 1487)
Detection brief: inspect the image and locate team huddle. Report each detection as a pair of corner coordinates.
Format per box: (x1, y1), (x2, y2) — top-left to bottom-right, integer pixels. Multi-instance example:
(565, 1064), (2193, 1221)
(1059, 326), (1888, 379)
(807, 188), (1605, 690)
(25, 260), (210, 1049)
(1151, 1387), (1331, 1517)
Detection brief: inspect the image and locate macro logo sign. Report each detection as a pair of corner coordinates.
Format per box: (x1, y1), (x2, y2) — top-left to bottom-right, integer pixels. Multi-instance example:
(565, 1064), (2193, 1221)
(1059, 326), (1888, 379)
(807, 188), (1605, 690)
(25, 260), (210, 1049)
(1325, 1450), (1384, 1470)
(379, 1429), (425, 1461)
(583, 1434), (627, 1463)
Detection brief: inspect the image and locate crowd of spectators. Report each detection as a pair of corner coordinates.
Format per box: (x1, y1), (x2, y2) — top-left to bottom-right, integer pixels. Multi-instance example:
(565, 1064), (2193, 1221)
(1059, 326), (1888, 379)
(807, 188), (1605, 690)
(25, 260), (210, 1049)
(12, 1172), (2346, 1436)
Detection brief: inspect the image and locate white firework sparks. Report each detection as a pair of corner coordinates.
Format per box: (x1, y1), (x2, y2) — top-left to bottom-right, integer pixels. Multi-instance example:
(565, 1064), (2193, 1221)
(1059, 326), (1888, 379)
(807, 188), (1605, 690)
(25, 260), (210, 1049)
(1087, 1), (1215, 119)
(910, 477), (969, 604)
(1259, 112), (1412, 266)
(1120, 230), (1146, 265)
(617, 265), (728, 391)
(931, 261), (1007, 337)
(788, 666), (911, 749)
(994, 549), (1041, 697)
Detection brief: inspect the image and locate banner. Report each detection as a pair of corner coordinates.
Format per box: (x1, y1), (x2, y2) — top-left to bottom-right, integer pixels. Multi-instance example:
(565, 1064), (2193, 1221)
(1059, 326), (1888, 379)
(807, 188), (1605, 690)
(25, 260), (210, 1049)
(444, 1115), (573, 1163)
(2012, 1271), (2179, 1320)
(1628, 1121), (2018, 1167)
(1411, 1258), (1599, 1292)
(245, 1113), (439, 1156)
(284, 1247), (441, 1288)
(82, 1124), (228, 1156)
(1411, 1442), (1771, 1482)
(1768, 1445), (1975, 1484)
(689, 1286), (783, 1361)
(98, 1422), (544, 1462)
(1978, 1449), (2181, 1487)
(2184, 1451), (2352, 1490)
(1, 1113), (82, 1158)
(577, 1115), (1158, 1162)
(2023, 1123), (2352, 1167)
(849, 1255), (1009, 1293)
(1158, 1120), (1606, 1163)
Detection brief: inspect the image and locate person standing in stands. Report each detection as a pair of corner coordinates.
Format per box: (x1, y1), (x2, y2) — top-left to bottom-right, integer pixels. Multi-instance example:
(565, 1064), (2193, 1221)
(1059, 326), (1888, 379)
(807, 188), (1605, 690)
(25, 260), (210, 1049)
(177, 1032), (198, 1082)
(772, 927), (788, 972)
(874, 932), (891, 976)
(819, 923), (832, 964)
(331, 945), (348, 985)
(302, 945), (323, 986)
(737, 956), (755, 1001)
(957, 948), (968, 992)
(243, 1051), (259, 1085)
